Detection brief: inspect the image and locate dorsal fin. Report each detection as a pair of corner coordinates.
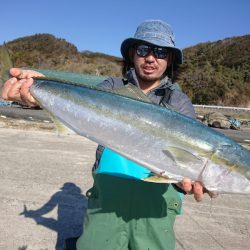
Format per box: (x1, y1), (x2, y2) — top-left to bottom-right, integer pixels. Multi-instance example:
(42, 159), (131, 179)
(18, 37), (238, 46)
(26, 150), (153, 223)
(34, 76), (153, 103)
(111, 83), (152, 102)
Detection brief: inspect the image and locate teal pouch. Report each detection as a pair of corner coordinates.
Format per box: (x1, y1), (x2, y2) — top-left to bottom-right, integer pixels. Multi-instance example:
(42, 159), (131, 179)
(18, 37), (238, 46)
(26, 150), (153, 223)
(96, 148), (151, 179)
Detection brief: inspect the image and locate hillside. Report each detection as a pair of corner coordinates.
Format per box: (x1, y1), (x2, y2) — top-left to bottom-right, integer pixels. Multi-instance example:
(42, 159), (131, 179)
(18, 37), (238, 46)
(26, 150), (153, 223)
(1, 33), (249, 106)
(177, 35), (250, 107)
(1, 34), (122, 77)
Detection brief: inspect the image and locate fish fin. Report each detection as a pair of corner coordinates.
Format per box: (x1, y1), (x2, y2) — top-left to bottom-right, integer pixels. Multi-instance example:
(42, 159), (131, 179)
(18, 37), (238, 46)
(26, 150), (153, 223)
(48, 113), (76, 136)
(112, 83), (152, 102)
(0, 43), (14, 93)
(163, 146), (203, 169)
(97, 83), (152, 102)
(143, 174), (178, 183)
(110, 83), (176, 111)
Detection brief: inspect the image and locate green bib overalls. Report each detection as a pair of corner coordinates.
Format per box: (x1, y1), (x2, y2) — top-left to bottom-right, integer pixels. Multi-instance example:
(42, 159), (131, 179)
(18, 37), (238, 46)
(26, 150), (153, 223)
(77, 149), (182, 250)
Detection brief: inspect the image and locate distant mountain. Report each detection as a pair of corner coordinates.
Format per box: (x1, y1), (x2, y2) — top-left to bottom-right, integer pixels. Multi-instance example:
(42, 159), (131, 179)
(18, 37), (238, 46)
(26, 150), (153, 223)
(1, 33), (249, 106)
(2, 33), (122, 77)
(177, 35), (250, 107)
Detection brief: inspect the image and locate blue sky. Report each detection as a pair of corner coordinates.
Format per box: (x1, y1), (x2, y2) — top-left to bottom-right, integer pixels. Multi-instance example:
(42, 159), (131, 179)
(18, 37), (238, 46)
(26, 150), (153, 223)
(0, 0), (249, 57)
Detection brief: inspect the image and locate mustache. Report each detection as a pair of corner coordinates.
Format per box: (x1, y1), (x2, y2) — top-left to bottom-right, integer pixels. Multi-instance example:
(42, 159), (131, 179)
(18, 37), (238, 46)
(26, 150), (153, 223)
(141, 63), (158, 69)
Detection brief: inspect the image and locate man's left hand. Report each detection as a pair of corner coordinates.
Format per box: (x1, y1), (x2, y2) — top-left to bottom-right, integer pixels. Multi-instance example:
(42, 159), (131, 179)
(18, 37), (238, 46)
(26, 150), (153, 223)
(176, 178), (218, 202)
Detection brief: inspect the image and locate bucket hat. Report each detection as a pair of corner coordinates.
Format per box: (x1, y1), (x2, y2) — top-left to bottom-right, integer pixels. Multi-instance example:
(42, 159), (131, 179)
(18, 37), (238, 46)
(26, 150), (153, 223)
(120, 20), (183, 64)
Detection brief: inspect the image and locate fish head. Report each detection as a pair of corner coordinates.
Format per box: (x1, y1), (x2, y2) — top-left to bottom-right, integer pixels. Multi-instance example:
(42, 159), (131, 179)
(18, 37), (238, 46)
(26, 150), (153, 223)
(199, 159), (250, 194)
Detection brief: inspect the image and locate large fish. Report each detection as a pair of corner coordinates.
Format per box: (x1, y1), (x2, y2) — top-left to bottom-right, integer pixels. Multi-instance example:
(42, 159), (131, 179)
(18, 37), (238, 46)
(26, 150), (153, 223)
(1, 46), (250, 194)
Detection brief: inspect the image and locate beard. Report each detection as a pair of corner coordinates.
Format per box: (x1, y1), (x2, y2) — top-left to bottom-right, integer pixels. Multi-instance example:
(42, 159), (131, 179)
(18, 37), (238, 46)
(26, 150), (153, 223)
(133, 61), (167, 85)
(135, 67), (165, 84)
(137, 74), (163, 83)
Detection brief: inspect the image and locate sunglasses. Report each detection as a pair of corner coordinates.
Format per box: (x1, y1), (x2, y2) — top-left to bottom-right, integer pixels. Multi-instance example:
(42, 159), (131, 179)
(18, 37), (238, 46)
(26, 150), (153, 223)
(135, 44), (169, 59)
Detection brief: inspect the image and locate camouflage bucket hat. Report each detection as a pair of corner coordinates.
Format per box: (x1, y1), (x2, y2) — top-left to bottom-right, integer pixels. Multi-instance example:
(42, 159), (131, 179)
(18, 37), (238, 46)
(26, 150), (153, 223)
(120, 20), (183, 64)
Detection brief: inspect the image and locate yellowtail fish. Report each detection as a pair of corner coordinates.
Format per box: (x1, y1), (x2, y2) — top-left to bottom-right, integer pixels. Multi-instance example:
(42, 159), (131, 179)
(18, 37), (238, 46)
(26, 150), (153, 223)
(1, 45), (250, 194)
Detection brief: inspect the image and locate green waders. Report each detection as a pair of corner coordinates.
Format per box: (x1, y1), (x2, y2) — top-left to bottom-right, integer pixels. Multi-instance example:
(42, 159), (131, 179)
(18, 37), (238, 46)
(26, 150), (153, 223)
(77, 174), (182, 250)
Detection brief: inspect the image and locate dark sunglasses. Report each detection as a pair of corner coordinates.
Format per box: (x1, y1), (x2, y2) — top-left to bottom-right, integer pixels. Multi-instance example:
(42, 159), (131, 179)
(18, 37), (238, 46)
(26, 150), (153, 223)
(135, 44), (168, 59)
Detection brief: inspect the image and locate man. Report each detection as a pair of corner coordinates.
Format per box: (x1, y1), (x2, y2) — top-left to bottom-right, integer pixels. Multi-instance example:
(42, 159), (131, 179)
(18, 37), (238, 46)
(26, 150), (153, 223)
(2, 20), (216, 250)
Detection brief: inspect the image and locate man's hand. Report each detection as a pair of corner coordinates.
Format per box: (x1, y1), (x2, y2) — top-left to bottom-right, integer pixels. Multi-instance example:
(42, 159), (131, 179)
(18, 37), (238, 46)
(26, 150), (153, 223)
(1, 68), (44, 107)
(177, 177), (218, 202)
(19, 205), (36, 218)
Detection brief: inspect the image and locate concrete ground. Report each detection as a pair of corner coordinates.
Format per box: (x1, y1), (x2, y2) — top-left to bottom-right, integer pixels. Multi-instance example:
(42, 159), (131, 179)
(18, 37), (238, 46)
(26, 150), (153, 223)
(0, 116), (250, 250)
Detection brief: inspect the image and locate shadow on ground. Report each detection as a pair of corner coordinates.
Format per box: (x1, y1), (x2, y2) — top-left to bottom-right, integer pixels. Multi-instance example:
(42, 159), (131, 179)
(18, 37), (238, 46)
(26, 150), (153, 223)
(20, 182), (86, 250)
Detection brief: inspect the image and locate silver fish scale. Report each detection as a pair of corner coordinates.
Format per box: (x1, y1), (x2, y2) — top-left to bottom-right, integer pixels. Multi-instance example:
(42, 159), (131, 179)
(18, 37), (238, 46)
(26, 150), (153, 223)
(31, 79), (250, 194)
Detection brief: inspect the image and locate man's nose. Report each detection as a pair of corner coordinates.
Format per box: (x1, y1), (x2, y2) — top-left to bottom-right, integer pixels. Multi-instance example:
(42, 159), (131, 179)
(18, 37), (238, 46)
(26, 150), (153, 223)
(144, 51), (156, 62)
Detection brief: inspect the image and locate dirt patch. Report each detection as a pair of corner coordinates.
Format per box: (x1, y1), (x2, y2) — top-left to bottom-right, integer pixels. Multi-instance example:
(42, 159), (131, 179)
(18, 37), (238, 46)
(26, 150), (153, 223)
(0, 116), (55, 131)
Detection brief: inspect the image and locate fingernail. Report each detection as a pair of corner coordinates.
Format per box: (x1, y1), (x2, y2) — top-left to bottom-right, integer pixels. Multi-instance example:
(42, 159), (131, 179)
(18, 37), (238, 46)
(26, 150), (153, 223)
(195, 194), (203, 202)
(9, 78), (16, 84)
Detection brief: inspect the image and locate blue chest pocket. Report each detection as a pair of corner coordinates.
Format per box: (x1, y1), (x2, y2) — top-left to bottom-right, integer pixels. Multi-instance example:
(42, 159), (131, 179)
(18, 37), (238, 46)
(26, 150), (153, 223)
(96, 148), (151, 179)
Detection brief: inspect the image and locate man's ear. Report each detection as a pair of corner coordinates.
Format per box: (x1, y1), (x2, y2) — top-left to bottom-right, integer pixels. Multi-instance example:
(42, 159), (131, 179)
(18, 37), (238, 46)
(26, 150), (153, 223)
(128, 48), (135, 62)
(168, 52), (175, 65)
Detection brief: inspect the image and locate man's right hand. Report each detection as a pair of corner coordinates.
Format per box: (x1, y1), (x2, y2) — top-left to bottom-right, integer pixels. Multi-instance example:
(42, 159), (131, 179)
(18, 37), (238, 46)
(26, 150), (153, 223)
(1, 68), (44, 107)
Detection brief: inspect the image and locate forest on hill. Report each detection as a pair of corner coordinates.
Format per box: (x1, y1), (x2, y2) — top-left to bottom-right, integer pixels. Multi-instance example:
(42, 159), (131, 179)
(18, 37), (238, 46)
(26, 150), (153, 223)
(176, 35), (250, 107)
(0, 33), (249, 107)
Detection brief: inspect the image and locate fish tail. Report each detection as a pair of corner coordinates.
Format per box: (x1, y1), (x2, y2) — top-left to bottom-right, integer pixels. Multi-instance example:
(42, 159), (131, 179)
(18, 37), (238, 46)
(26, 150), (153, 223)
(0, 43), (14, 94)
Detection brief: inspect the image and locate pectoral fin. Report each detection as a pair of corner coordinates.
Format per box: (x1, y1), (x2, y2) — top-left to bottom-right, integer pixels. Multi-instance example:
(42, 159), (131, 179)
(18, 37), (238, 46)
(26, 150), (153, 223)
(163, 146), (203, 169)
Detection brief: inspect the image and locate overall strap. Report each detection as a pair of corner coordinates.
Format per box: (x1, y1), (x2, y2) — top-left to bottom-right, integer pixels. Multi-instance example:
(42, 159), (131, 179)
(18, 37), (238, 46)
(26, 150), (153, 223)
(159, 87), (173, 106)
(159, 82), (182, 106)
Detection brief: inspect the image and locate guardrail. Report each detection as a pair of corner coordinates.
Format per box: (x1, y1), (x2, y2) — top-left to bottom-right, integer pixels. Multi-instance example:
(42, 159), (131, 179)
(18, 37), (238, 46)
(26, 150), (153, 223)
(193, 104), (250, 112)
(193, 104), (250, 111)
(194, 104), (250, 115)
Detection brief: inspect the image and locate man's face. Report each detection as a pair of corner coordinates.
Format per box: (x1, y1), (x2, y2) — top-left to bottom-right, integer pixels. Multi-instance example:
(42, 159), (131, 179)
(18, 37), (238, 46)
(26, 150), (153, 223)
(130, 44), (171, 85)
